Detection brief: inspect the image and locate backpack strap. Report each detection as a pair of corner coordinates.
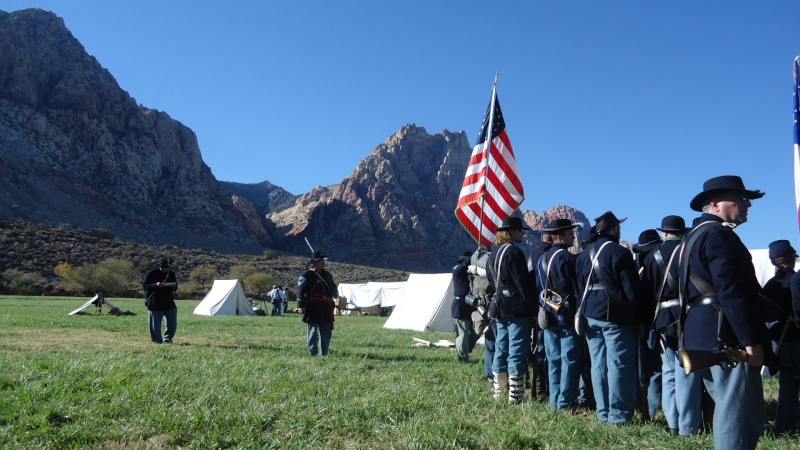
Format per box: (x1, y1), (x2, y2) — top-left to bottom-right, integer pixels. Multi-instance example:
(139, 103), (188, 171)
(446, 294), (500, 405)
(577, 241), (612, 316)
(677, 221), (719, 350)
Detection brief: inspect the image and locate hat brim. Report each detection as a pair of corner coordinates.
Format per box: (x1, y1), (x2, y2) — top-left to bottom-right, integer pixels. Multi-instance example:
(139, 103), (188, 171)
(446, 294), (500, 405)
(496, 225), (531, 231)
(656, 227), (689, 233)
(690, 188), (764, 212)
(633, 240), (661, 253)
(542, 223), (580, 234)
(597, 217), (626, 233)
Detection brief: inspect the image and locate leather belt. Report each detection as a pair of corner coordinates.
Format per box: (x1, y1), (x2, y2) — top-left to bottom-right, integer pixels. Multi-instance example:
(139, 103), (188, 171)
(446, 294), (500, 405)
(687, 295), (718, 310)
(658, 299), (680, 310)
(587, 283), (617, 291)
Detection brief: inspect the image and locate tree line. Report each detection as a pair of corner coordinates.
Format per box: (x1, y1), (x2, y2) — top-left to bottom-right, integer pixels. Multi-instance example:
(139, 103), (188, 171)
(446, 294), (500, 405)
(1, 258), (291, 300)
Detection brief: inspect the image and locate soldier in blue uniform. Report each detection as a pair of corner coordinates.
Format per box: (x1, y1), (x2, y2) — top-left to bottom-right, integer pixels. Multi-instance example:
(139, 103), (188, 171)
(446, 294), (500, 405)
(633, 229), (663, 421)
(576, 211), (641, 424)
(763, 240), (800, 436)
(451, 250), (478, 362)
(641, 215), (703, 436)
(528, 232), (553, 401)
(537, 218), (582, 411)
(488, 216), (538, 404)
(680, 175), (768, 450)
(297, 250), (337, 356)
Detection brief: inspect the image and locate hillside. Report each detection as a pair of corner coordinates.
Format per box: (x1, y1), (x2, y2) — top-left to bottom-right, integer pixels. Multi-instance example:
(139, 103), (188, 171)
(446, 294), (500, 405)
(0, 218), (407, 296)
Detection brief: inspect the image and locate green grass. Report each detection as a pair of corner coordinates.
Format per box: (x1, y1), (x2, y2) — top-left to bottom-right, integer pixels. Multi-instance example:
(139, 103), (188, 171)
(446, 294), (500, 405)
(0, 296), (797, 449)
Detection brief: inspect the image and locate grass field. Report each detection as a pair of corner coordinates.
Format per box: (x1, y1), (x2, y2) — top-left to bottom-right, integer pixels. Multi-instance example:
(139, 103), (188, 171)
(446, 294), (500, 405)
(1, 296), (798, 449)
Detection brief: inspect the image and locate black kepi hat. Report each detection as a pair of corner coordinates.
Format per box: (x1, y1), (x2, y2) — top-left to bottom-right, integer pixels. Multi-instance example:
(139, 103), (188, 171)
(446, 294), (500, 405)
(159, 258), (172, 268)
(457, 250), (473, 262)
(656, 215), (689, 233)
(594, 211), (626, 233)
(633, 229), (662, 253)
(689, 175), (764, 212)
(542, 218), (580, 234)
(496, 216), (531, 232)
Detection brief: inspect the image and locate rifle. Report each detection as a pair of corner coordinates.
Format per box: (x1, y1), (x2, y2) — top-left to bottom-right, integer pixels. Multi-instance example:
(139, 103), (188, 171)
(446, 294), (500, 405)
(636, 334), (651, 422)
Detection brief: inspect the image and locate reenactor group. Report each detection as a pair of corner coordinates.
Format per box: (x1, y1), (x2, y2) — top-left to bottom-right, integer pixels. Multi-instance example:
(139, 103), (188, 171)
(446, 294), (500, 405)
(450, 175), (800, 450)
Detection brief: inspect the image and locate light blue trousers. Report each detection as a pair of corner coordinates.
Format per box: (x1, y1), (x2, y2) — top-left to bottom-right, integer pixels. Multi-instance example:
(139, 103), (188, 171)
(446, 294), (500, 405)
(660, 345), (703, 435)
(585, 317), (637, 424)
(702, 362), (765, 450)
(492, 316), (532, 377)
(543, 324), (582, 410)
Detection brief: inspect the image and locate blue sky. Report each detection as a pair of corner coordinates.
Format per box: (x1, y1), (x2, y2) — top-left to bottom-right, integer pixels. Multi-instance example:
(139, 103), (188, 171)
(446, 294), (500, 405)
(4, 1), (800, 250)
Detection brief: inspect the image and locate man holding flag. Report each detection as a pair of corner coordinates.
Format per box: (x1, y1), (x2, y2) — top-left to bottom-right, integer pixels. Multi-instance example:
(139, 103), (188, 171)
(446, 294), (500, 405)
(455, 76), (532, 403)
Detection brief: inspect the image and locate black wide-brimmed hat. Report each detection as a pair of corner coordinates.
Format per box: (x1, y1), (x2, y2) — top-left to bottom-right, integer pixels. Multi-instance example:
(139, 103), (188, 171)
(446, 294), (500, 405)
(542, 218), (580, 234)
(594, 211), (626, 233)
(633, 229), (662, 253)
(496, 216), (531, 232)
(689, 175), (764, 212)
(457, 250), (473, 262)
(769, 240), (798, 260)
(656, 215), (689, 233)
(309, 250), (328, 262)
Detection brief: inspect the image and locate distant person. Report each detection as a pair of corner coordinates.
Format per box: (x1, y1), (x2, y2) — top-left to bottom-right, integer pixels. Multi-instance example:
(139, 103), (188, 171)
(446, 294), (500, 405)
(452, 250), (478, 362)
(143, 258), (178, 344)
(297, 251), (337, 356)
(281, 286), (289, 313)
(270, 285), (283, 316)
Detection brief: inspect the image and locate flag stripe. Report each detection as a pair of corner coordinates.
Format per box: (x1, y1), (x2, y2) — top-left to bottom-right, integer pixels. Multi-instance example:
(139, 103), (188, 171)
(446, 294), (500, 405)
(455, 88), (524, 247)
(794, 55), (800, 234)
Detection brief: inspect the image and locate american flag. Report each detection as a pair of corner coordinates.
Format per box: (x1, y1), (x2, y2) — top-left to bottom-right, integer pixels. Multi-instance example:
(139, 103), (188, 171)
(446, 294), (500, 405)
(455, 85), (524, 247)
(794, 56), (800, 234)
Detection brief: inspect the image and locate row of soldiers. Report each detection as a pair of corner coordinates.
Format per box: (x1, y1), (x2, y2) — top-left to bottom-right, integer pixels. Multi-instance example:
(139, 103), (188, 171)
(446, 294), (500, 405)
(452, 175), (797, 450)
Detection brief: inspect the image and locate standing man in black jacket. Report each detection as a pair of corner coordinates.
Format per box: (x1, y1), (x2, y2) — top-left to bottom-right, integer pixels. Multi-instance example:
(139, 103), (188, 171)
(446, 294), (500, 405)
(143, 258), (178, 344)
(681, 175), (768, 450)
(576, 211), (641, 425)
(641, 216), (703, 436)
(297, 250), (337, 356)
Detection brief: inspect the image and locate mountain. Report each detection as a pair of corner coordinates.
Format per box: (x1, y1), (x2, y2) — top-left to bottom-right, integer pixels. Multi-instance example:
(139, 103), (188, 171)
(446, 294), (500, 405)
(0, 8), (600, 273)
(0, 9), (270, 254)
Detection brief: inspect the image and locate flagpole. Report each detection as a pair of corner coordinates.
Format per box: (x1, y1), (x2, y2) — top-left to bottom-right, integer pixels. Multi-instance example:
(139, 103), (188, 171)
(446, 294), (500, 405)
(477, 72), (499, 248)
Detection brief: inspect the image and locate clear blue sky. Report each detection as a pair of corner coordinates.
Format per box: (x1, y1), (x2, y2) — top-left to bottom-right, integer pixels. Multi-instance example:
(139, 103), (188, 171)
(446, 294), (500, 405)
(5, 1), (800, 250)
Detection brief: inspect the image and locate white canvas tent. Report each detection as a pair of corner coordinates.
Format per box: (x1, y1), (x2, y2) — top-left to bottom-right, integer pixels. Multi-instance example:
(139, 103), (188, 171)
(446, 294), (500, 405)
(383, 273), (454, 332)
(193, 280), (256, 316)
(337, 281), (406, 310)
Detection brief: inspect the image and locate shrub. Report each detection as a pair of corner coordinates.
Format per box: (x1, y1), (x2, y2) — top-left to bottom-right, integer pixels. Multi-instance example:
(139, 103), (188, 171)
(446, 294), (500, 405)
(228, 264), (257, 280)
(244, 272), (275, 297)
(2, 269), (45, 295)
(189, 265), (218, 290)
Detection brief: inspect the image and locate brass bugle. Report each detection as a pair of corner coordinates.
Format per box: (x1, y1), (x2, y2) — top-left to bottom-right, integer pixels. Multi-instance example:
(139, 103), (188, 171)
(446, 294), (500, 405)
(678, 348), (749, 374)
(544, 299), (565, 315)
